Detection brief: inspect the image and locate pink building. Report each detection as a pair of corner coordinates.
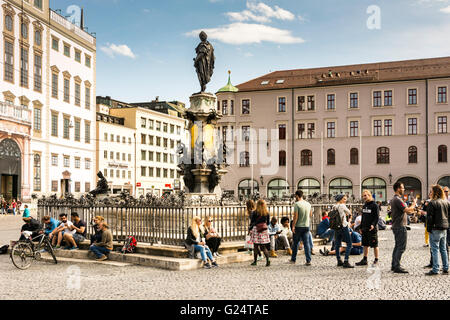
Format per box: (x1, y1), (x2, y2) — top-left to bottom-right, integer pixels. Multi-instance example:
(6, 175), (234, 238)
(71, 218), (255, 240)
(216, 57), (450, 202)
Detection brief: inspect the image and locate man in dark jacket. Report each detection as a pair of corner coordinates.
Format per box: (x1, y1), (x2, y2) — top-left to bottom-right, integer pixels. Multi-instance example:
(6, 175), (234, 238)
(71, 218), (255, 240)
(426, 185), (449, 276)
(356, 190), (380, 266)
(20, 217), (42, 240)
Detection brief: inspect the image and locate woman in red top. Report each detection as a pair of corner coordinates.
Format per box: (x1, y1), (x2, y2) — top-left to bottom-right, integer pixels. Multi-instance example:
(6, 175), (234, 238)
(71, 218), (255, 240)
(11, 199), (17, 216)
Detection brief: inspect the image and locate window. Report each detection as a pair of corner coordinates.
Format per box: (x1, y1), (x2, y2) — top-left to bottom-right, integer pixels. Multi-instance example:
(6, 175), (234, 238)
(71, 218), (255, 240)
(384, 90), (393, 106)
(327, 94), (335, 110)
(104, 150), (107, 159)
(438, 87), (447, 103)
(74, 119), (80, 141)
(5, 15), (13, 31)
(278, 97), (286, 112)
(51, 154), (58, 166)
(170, 124), (175, 134)
(350, 148), (358, 165)
(85, 182), (91, 192)
(34, 0), (43, 9)
(64, 156), (70, 167)
(85, 55), (91, 68)
(141, 150), (146, 161)
(75, 158), (81, 169)
(242, 99), (250, 114)
(141, 118), (146, 128)
(239, 152), (250, 167)
(350, 121), (359, 137)
(34, 30), (41, 46)
(4, 40), (14, 82)
(141, 167), (146, 176)
(122, 137), (126, 144)
(21, 23), (28, 39)
(377, 147), (390, 164)
(156, 152), (161, 162)
(156, 168), (161, 178)
(110, 151), (114, 159)
(64, 44), (70, 57)
(230, 100), (235, 115)
(373, 91), (382, 107)
(408, 118), (418, 135)
(408, 146), (418, 164)
(278, 124), (286, 140)
(20, 48), (29, 87)
(85, 86), (91, 109)
(222, 100), (228, 115)
(52, 37), (59, 51)
(163, 169), (168, 178)
(74, 182), (80, 192)
(148, 120), (154, 130)
(438, 145), (447, 163)
(327, 149), (335, 165)
(63, 118), (70, 139)
(141, 134), (146, 144)
(156, 121), (161, 131)
(384, 119), (393, 136)
(51, 181), (58, 192)
(307, 123), (315, 139)
(52, 73), (58, 98)
(301, 150), (312, 166)
(75, 83), (81, 106)
(350, 93), (358, 108)
(307, 96), (315, 111)
(156, 137), (161, 146)
(85, 121), (90, 144)
(51, 113), (58, 137)
(242, 126), (250, 141)
(374, 120), (382, 136)
(149, 167), (154, 177)
(163, 123), (168, 133)
(34, 54), (42, 91)
(327, 122), (336, 138)
(33, 154), (41, 191)
(177, 126), (181, 135)
(408, 89), (417, 105)
(279, 150), (286, 166)
(75, 49), (81, 63)
(163, 138), (168, 148)
(438, 116), (447, 134)
(33, 107), (41, 132)
(64, 78), (70, 102)
(116, 135), (120, 143)
(149, 135), (154, 145)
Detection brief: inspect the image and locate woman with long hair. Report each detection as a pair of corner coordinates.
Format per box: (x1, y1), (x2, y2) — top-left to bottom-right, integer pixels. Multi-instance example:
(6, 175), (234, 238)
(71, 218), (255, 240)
(425, 185), (449, 276)
(204, 216), (222, 257)
(248, 199), (271, 266)
(186, 216), (218, 269)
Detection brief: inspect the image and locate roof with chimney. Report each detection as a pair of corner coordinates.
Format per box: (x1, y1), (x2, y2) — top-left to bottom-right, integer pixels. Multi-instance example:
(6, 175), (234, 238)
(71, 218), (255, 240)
(235, 56), (450, 92)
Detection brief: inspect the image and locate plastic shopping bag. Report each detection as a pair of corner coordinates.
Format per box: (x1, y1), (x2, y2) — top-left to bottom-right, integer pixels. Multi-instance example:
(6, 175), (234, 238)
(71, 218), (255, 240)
(244, 234), (254, 250)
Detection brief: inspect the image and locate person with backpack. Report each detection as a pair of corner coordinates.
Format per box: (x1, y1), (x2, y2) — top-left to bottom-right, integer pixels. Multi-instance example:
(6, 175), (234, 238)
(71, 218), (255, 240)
(248, 199), (271, 267)
(330, 194), (354, 268)
(356, 190), (380, 266)
(425, 185), (449, 276)
(289, 190), (313, 266)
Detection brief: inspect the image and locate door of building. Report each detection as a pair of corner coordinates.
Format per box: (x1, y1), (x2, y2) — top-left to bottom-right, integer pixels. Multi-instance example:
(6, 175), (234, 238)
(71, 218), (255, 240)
(0, 139), (21, 201)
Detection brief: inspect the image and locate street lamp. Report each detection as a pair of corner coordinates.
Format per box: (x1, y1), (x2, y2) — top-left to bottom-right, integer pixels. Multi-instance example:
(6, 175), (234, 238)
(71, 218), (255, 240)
(388, 173), (393, 184)
(260, 175), (264, 186)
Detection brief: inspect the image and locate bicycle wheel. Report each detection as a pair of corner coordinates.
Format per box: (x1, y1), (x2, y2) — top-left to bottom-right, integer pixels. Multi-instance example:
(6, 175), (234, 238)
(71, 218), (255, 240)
(45, 240), (57, 264)
(10, 242), (34, 270)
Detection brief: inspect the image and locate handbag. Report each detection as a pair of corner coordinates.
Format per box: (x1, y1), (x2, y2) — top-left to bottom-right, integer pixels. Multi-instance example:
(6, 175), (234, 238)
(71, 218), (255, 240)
(256, 222), (268, 232)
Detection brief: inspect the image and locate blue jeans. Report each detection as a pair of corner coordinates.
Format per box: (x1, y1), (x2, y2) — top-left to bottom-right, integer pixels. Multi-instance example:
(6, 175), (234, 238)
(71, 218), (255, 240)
(430, 230), (449, 274)
(193, 244), (214, 262)
(308, 231), (314, 249)
(335, 226), (352, 262)
(89, 245), (111, 259)
(319, 229), (335, 242)
(291, 227), (311, 263)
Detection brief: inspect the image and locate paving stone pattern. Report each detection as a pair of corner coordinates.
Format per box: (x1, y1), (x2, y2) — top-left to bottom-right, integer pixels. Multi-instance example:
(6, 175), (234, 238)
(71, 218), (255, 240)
(1, 215), (449, 300)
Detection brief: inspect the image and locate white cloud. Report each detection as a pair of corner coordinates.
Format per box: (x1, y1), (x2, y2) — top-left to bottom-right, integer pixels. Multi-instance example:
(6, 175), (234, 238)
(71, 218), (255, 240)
(440, 5), (450, 12)
(186, 23), (304, 45)
(226, 1), (297, 23)
(100, 43), (136, 59)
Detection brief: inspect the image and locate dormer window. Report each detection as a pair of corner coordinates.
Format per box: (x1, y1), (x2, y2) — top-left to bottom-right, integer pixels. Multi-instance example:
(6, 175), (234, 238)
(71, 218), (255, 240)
(261, 80), (269, 85)
(276, 79), (285, 84)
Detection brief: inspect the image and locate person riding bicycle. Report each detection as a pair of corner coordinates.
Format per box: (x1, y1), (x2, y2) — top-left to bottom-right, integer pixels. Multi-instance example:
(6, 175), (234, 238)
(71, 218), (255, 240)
(20, 217), (43, 241)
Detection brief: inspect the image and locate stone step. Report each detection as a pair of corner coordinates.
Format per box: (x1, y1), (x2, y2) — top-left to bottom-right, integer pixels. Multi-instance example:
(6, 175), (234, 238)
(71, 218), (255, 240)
(52, 249), (254, 271)
(40, 252), (132, 267)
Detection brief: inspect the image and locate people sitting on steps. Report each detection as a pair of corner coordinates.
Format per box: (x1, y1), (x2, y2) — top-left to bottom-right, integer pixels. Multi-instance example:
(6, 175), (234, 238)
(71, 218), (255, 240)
(185, 216), (218, 269)
(203, 216), (222, 257)
(89, 221), (113, 261)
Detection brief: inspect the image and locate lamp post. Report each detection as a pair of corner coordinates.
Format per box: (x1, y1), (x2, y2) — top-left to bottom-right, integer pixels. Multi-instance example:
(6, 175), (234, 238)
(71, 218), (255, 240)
(388, 173), (393, 185)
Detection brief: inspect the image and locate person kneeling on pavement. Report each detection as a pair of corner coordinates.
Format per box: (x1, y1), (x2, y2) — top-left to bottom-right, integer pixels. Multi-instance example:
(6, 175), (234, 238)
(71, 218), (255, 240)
(89, 222), (113, 261)
(62, 212), (86, 251)
(320, 228), (363, 257)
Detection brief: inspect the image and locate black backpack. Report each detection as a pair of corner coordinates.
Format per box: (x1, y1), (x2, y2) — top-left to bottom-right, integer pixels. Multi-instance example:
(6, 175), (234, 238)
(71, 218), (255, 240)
(0, 245), (9, 254)
(329, 208), (343, 230)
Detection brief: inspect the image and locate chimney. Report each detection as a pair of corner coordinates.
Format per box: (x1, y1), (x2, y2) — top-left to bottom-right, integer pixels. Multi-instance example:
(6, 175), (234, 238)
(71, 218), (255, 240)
(80, 8), (84, 30)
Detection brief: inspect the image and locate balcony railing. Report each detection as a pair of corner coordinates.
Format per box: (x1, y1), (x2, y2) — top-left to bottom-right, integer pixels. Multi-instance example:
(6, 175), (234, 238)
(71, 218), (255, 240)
(0, 101), (32, 125)
(50, 10), (95, 45)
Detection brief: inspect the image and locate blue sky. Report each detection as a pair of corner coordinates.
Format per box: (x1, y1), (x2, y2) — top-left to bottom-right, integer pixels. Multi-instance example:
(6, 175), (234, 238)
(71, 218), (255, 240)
(51, 0), (450, 104)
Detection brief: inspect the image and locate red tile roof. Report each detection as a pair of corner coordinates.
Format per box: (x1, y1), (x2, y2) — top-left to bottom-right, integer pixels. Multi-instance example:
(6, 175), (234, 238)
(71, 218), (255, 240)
(236, 56), (450, 92)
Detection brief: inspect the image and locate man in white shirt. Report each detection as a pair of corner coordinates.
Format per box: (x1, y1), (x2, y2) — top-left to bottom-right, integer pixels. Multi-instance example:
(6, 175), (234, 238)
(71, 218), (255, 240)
(51, 213), (75, 249)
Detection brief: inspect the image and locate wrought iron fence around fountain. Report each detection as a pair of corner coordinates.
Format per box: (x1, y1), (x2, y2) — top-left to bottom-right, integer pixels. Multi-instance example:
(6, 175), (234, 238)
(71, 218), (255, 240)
(37, 199), (363, 246)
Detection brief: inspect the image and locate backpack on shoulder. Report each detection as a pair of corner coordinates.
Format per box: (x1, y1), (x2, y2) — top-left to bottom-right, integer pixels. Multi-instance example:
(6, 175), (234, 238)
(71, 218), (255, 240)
(120, 236), (137, 254)
(328, 208), (343, 230)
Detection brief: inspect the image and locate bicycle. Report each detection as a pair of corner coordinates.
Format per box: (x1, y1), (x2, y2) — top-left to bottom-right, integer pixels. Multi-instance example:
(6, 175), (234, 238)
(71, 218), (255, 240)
(10, 231), (58, 270)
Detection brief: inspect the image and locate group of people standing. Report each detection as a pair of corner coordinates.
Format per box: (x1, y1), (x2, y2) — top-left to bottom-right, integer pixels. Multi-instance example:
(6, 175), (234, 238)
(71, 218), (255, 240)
(1, 198), (21, 215)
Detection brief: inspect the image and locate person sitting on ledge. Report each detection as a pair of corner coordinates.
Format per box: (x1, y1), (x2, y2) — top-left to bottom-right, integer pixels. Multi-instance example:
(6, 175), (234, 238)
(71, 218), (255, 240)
(63, 212), (86, 251)
(280, 217), (293, 255)
(203, 216), (222, 257)
(316, 211), (335, 244)
(185, 216), (218, 269)
(89, 222), (113, 261)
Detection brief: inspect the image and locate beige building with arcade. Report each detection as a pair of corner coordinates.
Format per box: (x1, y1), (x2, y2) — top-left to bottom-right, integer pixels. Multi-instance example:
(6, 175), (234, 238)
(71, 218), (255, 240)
(216, 57), (450, 202)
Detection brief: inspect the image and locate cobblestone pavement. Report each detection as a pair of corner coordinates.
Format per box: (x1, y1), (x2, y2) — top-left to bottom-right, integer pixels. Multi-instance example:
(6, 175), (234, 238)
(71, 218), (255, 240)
(0, 214), (449, 300)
